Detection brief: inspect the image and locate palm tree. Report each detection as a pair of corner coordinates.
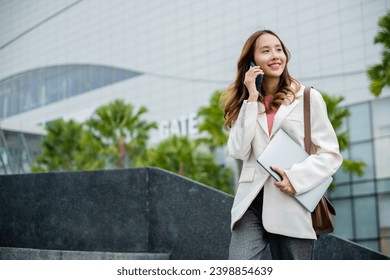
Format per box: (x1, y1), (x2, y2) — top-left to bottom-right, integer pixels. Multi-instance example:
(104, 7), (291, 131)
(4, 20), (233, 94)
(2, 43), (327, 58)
(146, 135), (234, 194)
(31, 119), (105, 172)
(196, 89), (242, 175)
(85, 99), (157, 168)
(367, 10), (390, 96)
(321, 92), (365, 180)
(197, 90), (229, 151)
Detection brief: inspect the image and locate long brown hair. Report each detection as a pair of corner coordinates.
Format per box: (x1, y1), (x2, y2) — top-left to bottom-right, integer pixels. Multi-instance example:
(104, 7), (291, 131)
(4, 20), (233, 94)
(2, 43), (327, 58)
(221, 30), (300, 129)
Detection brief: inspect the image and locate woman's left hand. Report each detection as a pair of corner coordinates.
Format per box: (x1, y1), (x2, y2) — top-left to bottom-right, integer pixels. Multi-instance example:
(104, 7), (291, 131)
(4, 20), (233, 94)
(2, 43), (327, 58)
(271, 166), (296, 195)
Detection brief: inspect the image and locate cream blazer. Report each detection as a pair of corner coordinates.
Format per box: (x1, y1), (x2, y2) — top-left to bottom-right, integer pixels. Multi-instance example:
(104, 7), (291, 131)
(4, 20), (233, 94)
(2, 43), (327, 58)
(228, 86), (343, 239)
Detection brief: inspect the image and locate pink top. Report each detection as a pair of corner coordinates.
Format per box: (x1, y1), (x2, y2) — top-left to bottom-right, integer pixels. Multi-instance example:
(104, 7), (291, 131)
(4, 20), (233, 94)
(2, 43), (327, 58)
(264, 96), (277, 136)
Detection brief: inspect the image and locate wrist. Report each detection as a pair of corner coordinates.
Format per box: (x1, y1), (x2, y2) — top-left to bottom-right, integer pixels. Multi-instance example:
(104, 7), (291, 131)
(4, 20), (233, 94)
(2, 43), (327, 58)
(248, 93), (259, 102)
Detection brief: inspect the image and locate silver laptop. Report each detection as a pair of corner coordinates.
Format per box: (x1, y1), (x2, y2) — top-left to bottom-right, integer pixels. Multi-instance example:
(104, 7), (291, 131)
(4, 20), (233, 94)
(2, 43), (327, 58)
(257, 129), (332, 212)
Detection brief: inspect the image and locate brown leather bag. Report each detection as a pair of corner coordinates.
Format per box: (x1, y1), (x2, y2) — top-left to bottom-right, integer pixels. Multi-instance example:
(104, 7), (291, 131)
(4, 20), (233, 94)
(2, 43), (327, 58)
(303, 86), (336, 235)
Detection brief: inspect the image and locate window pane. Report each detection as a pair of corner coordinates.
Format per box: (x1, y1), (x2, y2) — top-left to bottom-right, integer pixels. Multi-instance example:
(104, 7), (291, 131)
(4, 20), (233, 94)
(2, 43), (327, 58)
(0, 83), (7, 118)
(0, 65), (142, 118)
(377, 179), (390, 194)
(372, 97), (390, 138)
(350, 142), (374, 182)
(375, 137), (390, 179)
(380, 237), (390, 256)
(334, 150), (350, 184)
(354, 196), (378, 239)
(348, 103), (371, 142)
(330, 183), (351, 198)
(10, 79), (19, 116)
(333, 199), (354, 239)
(352, 181), (375, 196)
(379, 193), (390, 235)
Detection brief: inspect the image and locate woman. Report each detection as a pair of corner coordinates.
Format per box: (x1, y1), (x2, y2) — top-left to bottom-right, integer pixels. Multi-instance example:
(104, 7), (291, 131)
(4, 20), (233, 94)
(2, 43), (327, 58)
(222, 30), (343, 260)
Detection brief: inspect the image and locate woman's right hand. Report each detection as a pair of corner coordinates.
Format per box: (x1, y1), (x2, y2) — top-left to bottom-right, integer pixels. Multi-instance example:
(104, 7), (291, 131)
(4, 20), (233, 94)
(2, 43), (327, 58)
(244, 65), (264, 102)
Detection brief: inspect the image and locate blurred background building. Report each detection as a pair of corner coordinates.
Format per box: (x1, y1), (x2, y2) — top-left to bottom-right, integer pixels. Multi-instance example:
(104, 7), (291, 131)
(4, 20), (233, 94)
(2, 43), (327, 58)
(0, 0), (389, 255)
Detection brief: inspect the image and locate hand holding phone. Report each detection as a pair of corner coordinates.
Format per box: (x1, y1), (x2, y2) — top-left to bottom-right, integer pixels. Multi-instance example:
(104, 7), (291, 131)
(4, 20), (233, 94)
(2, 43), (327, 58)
(250, 61), (264, 93)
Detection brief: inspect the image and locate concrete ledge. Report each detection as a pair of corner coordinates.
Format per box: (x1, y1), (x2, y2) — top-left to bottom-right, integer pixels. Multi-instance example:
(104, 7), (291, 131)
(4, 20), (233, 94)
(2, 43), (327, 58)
(0, 167), (388, 259)
(0, 167), (232, 259)
(314, 234), (389, 260)
(0, 169), (150, 253)
(0, 247), (170, 260)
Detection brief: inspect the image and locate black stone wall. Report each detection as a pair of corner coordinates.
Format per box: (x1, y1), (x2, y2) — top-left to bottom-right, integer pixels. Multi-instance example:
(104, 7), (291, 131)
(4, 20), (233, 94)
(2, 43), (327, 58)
(0, 168), (232, 259)
(0, 169), (149, 253)
(0, 167), (388, 260)
(147, 168), (233, 259)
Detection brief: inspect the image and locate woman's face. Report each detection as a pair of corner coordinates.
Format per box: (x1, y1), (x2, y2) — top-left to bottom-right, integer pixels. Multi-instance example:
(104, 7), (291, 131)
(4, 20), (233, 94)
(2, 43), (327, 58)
(253, 33), (287, 79)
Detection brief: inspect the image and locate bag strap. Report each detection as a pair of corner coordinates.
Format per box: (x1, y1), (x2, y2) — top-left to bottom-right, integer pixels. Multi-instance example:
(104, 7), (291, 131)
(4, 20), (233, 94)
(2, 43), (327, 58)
(303, 86), (311, 154)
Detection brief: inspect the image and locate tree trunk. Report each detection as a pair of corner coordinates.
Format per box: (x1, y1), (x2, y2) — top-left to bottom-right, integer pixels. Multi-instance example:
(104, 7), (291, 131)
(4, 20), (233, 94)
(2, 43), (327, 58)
(118, 137), (126, 168)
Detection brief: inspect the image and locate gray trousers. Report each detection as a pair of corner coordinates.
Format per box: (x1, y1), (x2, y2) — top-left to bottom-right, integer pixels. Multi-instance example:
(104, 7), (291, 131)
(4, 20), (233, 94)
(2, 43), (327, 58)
(229, 189), (314, 260)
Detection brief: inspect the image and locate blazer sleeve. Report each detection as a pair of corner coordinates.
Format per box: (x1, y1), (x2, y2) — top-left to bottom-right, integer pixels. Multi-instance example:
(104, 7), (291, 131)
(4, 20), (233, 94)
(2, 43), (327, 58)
(227, 101), (258, 161)
(285, 89), (343, 194)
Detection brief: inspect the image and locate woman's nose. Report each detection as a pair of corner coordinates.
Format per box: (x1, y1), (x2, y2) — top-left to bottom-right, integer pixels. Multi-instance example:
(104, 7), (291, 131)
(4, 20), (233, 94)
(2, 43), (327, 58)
(271, 51), (279, 60)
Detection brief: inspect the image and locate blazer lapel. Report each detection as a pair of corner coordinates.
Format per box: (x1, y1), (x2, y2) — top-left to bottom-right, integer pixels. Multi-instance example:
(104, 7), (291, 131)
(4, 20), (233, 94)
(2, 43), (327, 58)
(270, 98), (300, 136)
(257, 102), (269, 136)
(257, 88), (304, 137)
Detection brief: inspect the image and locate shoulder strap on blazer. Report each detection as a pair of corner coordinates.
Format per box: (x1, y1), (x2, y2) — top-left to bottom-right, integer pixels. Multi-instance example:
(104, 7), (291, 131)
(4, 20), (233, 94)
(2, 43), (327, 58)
(304, 86), (311, 154)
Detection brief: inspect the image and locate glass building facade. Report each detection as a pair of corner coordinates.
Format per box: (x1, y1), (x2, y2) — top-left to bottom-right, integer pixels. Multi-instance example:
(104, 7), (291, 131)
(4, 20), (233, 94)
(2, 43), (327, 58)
(1, 0), (389, 256)
(331, 96), (390, 254)
(0, 129), (43, 174)
(0, 65), (141, 119)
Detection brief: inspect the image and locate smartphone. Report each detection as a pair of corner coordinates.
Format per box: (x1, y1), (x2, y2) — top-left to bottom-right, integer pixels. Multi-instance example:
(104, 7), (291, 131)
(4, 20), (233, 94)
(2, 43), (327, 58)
(250, 61), (263, 93)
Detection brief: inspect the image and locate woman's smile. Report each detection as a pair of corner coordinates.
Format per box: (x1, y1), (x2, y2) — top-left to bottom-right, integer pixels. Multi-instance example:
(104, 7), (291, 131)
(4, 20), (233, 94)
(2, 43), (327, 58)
(268, 62), (282, 70)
